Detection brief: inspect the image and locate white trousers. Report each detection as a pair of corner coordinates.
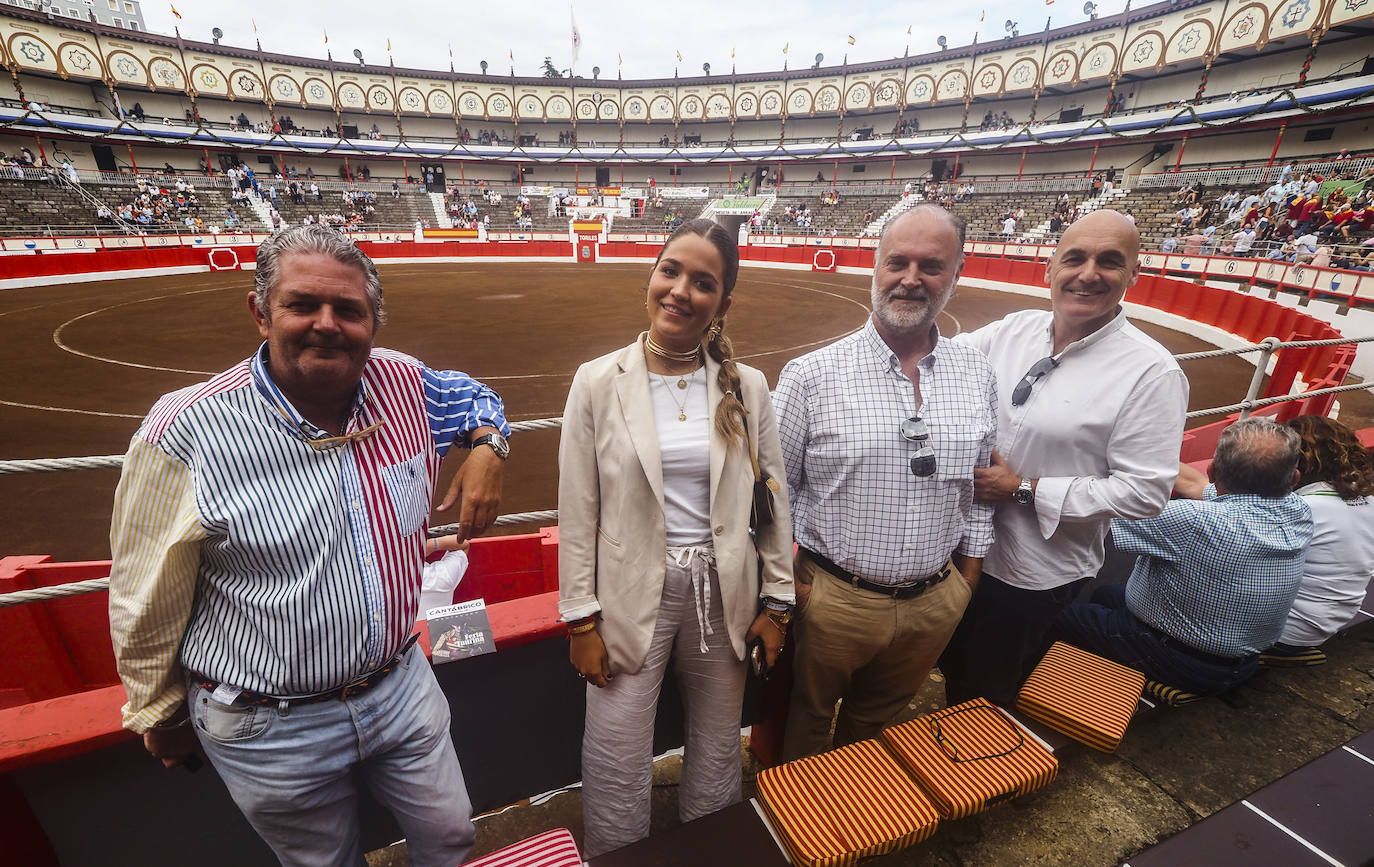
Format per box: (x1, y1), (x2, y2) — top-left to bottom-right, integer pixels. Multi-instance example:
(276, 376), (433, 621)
(580, 547), (748, 857)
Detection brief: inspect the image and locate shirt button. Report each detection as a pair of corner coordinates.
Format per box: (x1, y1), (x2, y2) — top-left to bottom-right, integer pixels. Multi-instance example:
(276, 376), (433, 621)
(351, 500), (362, 510)
(714, 525), (724, 536)
(364, 557), (372, 566)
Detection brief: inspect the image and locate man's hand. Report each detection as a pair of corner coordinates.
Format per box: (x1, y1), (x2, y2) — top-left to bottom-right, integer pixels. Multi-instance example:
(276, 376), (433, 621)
(437, 434), (505, 541)
(951, 552), (983, 594)
(973, 450), (1022, 503)
(143, 723), (200, 769)
(746, 611), (786, 668)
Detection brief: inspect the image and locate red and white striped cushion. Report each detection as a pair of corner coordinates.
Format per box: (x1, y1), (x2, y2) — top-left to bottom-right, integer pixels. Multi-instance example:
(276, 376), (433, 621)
(1016, 642), (1146, 753)
(882, 699), (1058, 819)
(462, 828), (582, 867)
(755, 739), (940, 867)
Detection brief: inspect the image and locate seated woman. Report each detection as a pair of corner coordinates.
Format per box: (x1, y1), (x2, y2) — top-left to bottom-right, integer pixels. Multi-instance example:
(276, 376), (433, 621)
(559, 219), (795, 857)
(1265, 416), (1374, 663)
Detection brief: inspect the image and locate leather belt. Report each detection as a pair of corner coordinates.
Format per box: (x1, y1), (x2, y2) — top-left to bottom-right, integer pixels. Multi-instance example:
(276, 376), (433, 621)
(1134, 617), (1255, 667)
(194, 633), (419, 707)
(802, 547), (951, 600)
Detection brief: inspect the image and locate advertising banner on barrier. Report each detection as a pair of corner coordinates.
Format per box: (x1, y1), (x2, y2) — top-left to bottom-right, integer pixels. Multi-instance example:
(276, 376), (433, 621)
(658, 186), (710, 199)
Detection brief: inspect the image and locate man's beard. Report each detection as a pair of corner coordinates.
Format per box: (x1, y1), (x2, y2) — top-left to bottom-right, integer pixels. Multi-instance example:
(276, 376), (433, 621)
(872, 286), (940, 333)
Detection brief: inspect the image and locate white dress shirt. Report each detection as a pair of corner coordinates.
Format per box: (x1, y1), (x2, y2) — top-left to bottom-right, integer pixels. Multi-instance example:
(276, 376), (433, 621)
(774, 320), (998, 584)
(955, 310), (1188, 590)
(1279, 483), (1374, 646)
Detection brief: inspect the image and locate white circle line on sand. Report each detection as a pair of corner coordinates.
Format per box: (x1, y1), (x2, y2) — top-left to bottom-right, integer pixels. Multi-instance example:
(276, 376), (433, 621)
(0, 398), (143, 418)
(52, 285), (229, 376)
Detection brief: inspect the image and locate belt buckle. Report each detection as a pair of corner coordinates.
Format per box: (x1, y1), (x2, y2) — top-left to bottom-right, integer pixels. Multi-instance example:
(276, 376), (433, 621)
(340, 676), (370, 699)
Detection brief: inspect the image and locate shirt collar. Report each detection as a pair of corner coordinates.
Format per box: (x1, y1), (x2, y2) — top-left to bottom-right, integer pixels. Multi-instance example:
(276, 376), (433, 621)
(1046, 308), (1127, 357)
(861, 318), (945, 374)
(250, 341), (369, 442)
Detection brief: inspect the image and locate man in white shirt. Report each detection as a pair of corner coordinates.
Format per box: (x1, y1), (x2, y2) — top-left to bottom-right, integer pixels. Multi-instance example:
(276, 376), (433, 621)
(774, 205), (998, 757)
(1233, 227), (1257, 255)
(939, 209), (1188, 707)
(1002, 215), (1017, 236)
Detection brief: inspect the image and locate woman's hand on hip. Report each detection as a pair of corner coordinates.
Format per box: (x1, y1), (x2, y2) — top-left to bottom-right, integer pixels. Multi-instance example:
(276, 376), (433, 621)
(746, 611), (786, 668)
(570, 629), (614, 688)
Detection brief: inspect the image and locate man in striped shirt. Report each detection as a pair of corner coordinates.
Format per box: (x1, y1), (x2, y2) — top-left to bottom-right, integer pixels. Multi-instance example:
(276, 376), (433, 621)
(109, 225), (510, 866)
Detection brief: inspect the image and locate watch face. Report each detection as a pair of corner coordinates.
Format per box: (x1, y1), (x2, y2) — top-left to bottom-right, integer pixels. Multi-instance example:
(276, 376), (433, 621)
(476, 433), (509, 459)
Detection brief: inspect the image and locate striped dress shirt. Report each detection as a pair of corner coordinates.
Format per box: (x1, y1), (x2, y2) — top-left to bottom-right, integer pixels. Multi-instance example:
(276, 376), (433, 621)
(773, 320), (998, 584)
(109, 343), (509, 732)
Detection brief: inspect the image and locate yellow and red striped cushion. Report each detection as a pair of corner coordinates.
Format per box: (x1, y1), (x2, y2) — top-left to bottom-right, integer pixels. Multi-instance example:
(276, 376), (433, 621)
(1015, 642), (1146, 753)
(881, 699), (1058, 819)
(755, 739), (940, 867)
(462, 828), (582, 867)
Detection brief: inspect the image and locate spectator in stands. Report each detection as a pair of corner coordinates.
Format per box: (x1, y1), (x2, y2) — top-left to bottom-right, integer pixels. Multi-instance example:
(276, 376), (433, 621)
(775, 205), (993, 758)
(940, 209), (1188, 708)
(1162, 235), (1178, 254)
(559, 219), (794, 858)
(131, 102), (145, 122)
(1183, 229), (1209, 255)
(1232, 225), (1257, 256)
(1052, 418), (1312, 695)
(108, 226), (505, 866)
(1002, 214), (1017, 237)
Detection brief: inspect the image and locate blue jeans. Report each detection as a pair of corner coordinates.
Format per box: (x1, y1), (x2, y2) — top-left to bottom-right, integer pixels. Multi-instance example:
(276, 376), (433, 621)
(1052, 586), (1258, 695)
(189, 645), (475, 867)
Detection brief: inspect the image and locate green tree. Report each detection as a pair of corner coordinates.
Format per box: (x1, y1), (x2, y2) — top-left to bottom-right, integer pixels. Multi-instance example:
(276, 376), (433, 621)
(542, 58), (563, 78)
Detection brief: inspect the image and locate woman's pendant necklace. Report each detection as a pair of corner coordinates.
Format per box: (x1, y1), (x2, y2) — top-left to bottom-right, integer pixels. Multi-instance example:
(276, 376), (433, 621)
(661, 374), (691, 421)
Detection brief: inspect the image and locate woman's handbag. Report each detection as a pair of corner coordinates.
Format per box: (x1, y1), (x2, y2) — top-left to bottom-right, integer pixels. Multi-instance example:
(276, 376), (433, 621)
(738, 388), (780, 530)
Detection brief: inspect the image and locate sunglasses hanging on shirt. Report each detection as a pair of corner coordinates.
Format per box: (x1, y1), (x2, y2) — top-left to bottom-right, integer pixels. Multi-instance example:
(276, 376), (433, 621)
(901, 416), (937, 477)
(1010, 356), (1059, 407)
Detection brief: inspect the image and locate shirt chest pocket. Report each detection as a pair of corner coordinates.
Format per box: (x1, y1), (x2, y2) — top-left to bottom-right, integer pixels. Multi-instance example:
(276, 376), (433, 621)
(930, 425), (987, 484)
(381, 453), (431, 537)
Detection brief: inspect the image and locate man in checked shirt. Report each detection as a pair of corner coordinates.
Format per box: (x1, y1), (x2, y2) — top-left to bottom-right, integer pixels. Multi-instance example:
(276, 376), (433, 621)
(108, 225), (510, 866)
(940, 209), (1189, 708)
(774, 205), (999, 759)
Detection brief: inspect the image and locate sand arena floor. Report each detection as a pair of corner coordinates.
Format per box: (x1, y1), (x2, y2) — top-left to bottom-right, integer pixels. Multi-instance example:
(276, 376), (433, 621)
(1, 260), (1365, 561)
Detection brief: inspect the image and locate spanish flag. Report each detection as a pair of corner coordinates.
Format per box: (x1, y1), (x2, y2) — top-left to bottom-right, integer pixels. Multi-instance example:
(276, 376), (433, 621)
(169, 3), (181, 19)
(847, 35), (856, 45)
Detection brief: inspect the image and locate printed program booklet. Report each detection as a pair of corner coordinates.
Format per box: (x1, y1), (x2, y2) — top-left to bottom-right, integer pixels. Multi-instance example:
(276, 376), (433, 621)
(427, 599), (496, 662)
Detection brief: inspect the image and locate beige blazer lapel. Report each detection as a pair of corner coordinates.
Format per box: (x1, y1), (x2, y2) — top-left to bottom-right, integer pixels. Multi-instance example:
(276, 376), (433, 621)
(613, 335), (664, 508)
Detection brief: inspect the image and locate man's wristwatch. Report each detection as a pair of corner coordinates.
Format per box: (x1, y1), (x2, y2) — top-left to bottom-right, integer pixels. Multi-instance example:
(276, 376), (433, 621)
(1013, 477), (1035, 505)
(470, 432), (510, 460)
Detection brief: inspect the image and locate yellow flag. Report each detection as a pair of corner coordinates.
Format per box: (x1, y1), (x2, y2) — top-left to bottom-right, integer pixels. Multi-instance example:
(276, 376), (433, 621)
(386, 38), (392, 51)
(847, 35), (856, 45)
(782, 42), (789, 54)
(676, 50), (683, 61)
(169, 4), (181, 19)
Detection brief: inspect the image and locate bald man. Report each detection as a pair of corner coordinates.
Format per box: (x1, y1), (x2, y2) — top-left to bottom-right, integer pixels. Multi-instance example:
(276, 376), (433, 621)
(939, 210), (1189, 707)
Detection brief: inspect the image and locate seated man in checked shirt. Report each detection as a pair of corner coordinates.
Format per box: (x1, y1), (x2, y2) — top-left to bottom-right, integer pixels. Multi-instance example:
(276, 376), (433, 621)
(1052, 418), (1313, 695)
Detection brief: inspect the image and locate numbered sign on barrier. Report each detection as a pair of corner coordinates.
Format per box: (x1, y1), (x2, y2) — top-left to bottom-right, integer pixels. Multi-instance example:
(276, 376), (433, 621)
(812, 249), (836, 272)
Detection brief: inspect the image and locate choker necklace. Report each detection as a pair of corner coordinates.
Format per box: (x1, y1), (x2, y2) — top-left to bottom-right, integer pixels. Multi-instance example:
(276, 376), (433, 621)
(646, 333), (702, 364)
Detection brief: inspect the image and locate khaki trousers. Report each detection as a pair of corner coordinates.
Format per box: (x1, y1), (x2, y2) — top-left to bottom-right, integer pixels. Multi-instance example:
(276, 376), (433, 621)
(783, 550), (972, 760)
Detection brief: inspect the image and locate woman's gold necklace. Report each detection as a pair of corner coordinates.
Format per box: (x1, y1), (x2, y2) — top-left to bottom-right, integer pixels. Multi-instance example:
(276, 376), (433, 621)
(646, 333), (702, 364)
(660, 373), (693, 421)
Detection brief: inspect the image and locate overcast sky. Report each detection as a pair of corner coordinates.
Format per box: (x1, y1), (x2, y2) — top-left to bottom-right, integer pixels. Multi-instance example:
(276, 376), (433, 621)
(152, 0), (1134, 80)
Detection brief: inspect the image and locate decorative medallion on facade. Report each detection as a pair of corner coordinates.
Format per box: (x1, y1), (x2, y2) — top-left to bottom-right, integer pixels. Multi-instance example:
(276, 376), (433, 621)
(274, 78), (295, 98)
(18, 40), (46, 64)
(1281, 0), (1312, 27)
(463, 95), (479, 112)
(199, 69), (220, 88)
(876, 83), (897, 102)
(1051, 57), (1072, 78)
(1231, 12), (1256, 39)
(979, 70), (997, 88)
(738, 95), (755, 112)
(1345, 0), (1368, 11)
(234, 73), (257, 94)
(628, 100), (643, 116)
(370, 88), (389, 107)
(431, 92), (450, 111)
(309, 83), (327, 100)
(1175, 26), (1203, 55)
(489, 95), (508, 113)
(404, 91), (422, 109)
(817, 90), (837, 111)
(154, 64), (178, 87)
(912, 80), (931, 98)
(846, 85), (868, 107)
(1011, 64), (1033, 85)
(762, 94), (779, 110)
(578, 100), (593, 117)
(522, 98), (538, 115)
(681, 97), (700, 114)
(938, 75), (965, 97)
(1087, 51), (1106, 71)
(64, 47), (93, 72)
(599, 101), (616, 118)
(115, 56), (139, 79)
(1132, 40), (1156, 63)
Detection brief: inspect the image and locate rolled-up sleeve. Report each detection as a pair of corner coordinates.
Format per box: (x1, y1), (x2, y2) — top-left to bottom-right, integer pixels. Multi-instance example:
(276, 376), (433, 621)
(557, 366), (602, 621)
(422, 367), (511, 456)
(1033, 367), (1188, 538)
(108, 435), (208, 733)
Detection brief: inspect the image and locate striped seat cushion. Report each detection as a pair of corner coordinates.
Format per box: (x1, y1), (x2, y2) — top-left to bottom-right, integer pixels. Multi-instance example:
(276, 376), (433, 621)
(755, 740), (940, 867)
(462, 828), (582, 867)
(1143, 679), (1204, 707)
(1015, 642), (1146, 753)
(881, 699), (1058, 819)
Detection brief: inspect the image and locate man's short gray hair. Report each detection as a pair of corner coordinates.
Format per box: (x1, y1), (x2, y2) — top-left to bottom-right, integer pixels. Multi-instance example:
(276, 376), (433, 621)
(1212, 417), (1302, 497)
(877, 204), (967, 255)
(253, 225), (386, 326)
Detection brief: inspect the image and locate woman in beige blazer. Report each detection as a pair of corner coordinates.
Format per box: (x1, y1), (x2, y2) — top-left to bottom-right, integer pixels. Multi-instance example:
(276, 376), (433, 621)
(558, 219), (795, 856)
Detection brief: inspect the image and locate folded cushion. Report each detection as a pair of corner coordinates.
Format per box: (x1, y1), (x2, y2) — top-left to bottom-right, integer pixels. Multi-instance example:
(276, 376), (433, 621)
(882, 699), (1058, 819)
(462, 827), (582, 867)
(1015, 642), (1145, 753)
(755, 740), (940, 867)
